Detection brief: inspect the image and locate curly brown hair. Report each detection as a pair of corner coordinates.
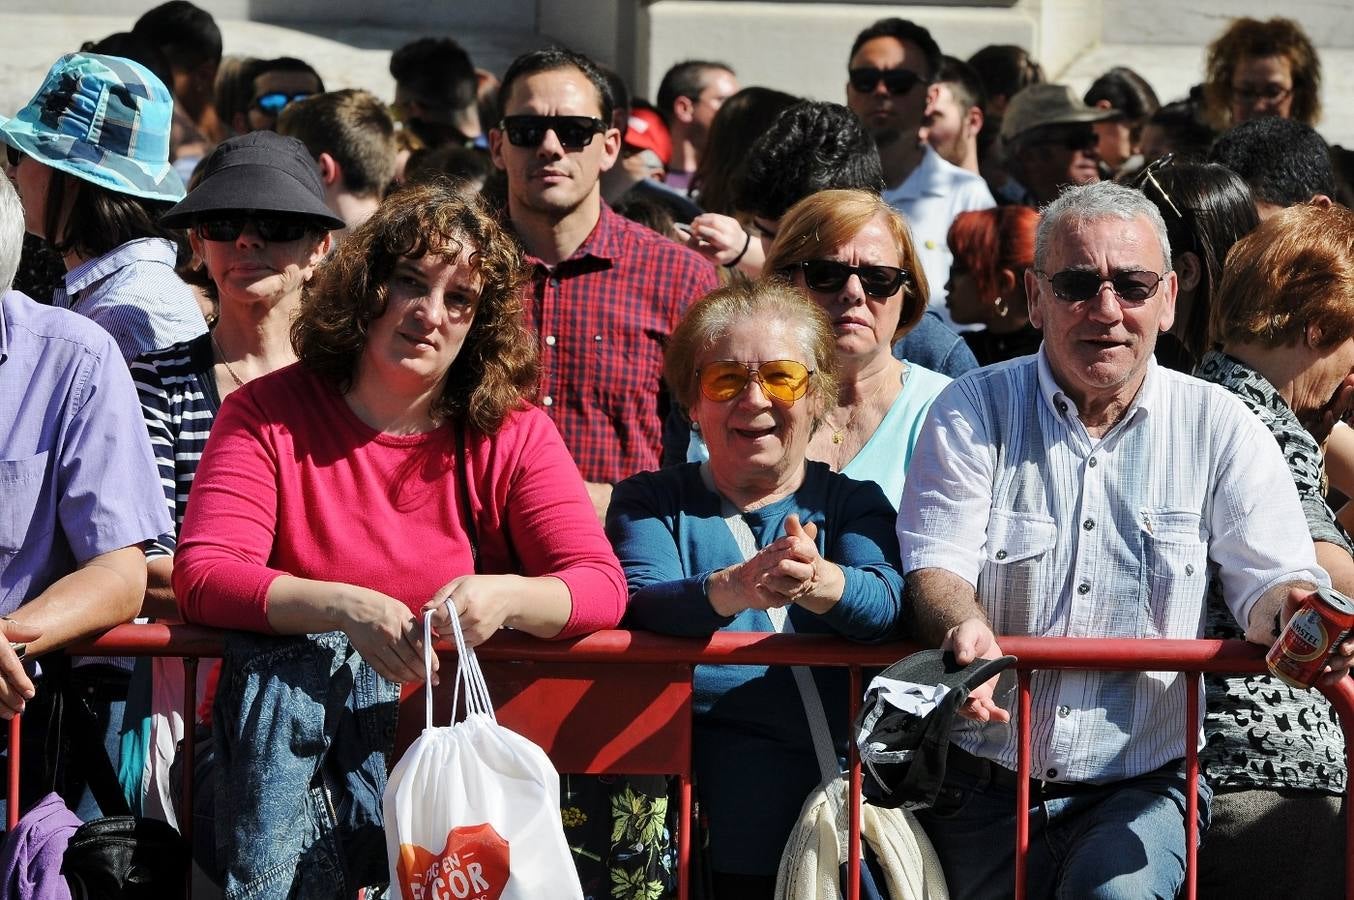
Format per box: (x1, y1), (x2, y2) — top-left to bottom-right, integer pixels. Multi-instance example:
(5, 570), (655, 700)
(293, 180), (536, 434)
(1203, 17), (1321, 128)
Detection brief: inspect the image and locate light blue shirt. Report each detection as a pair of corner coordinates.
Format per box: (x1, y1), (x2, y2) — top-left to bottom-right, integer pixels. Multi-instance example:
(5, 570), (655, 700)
(0, 290), (170, 612)
(52, 237), (205, 362)
(841, 362), (950, 509)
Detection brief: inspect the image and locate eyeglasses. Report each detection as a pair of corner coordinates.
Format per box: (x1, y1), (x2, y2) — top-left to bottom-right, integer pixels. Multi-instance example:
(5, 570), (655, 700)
(194, 216), (314, 243)
(848, 67), (928, 95)
(1034, 269), (1164, 304)
(4, 144), (23, 168)
(252, 91), (313, 115)
(698, 360), (814, 404)
(1131, 153), (1183, 221)
(1232, 83), (1293, 105)
(499, 115), (608, 150)
(796, 260), (910, 298)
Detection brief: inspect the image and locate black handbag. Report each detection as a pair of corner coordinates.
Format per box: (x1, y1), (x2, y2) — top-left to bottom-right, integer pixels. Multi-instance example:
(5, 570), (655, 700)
(61, 815), (188, 899)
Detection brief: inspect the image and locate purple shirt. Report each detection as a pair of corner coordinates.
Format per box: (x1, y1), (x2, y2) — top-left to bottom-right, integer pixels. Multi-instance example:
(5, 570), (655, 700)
(0, 290), (170, 613)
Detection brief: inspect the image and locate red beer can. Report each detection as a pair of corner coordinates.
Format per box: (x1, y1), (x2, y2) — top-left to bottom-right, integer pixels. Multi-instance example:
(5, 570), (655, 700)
(1266, 586), (1354, 688)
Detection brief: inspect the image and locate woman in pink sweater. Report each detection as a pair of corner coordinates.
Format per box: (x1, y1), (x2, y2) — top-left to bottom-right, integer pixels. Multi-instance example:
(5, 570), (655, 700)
(172, 183), (626, 897)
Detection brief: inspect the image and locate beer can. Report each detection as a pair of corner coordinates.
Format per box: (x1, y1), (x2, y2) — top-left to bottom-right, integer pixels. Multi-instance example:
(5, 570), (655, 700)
(1266, 586), (1354, 689)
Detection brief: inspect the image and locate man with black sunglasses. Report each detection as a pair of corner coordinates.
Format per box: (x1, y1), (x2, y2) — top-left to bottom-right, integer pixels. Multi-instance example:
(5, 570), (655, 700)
(488, 48), (717, 521)
(845, 18), (994, 320)
(898, 180), (1335, 900)
(1000, 83), (1117, 207)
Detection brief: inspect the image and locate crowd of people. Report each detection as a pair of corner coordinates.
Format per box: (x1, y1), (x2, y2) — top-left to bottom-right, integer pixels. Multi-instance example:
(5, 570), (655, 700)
(2, 2), (1353, 898)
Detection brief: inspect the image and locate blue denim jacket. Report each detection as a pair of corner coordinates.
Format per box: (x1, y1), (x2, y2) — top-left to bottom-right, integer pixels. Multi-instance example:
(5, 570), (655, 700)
(213, 630), (399, 899)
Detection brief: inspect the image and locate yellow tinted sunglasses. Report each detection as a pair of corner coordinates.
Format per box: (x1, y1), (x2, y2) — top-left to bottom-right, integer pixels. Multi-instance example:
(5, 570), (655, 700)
(698, 360), (814, 404)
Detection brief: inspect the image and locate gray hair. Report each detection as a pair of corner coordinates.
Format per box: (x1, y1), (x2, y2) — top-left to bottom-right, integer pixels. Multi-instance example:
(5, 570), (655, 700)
(0, 176), (22, 295)
(1034, 180), (1172, 273)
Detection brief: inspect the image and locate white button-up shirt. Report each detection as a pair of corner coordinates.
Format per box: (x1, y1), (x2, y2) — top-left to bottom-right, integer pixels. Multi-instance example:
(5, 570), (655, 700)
(898, 349), (1327, 783)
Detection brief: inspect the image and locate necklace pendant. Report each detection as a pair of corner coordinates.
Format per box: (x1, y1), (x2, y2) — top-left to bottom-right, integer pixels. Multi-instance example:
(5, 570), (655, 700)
(832, 431), (844, 444)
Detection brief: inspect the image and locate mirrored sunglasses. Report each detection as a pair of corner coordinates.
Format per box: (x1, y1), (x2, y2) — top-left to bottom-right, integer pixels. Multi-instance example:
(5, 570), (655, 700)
(1035, 268), (1163, 304)
(797, 260), (909, 298)
(698, 360), (814, 404)
(499, 115), (608, 150)
(253, 91), (314, 115)
(194, 216), (313, 243)
(848, 67), (927, 95)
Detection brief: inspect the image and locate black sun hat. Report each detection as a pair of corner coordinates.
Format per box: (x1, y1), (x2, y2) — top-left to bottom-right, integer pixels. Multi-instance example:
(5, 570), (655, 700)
(855, 649), (1018, 810)
(160, 130), (345, 230)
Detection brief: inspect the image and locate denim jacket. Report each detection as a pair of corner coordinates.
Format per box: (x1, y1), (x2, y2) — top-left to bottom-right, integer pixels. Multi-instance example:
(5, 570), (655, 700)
(212, 630), (399, 899)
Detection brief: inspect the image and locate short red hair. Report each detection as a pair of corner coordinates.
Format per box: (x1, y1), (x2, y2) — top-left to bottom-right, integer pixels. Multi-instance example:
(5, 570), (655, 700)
(947, 206), (1039, 305)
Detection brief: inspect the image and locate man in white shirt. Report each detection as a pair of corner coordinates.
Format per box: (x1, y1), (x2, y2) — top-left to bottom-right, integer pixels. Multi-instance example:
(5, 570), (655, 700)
(897, 181), (1348, 899)
(845, 18), (994, 318)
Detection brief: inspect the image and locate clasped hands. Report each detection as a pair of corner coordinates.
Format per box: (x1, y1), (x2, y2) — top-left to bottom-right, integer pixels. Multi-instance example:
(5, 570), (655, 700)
(708, 515), (845, 617)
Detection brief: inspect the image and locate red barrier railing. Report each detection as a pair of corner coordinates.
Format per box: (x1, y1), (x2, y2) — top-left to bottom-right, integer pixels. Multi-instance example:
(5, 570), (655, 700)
(7, 626), (1349, 900)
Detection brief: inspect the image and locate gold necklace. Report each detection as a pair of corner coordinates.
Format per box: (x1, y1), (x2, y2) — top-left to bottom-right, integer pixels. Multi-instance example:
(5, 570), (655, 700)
(824, 373), (890, 445)
(210, 332), (246, 388)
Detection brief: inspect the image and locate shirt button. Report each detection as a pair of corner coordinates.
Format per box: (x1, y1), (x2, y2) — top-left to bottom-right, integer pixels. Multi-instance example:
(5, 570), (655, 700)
(1185, 564), (1195, 576)
(1046, 768), (1058, 779)
(1077, 582), (1090, 595)
(593, 334), (603, 343)
(1082, 518), (1095, 531)
(1088, 457), (1098, 468)
(545, 335), (556, 346)
(542, 395), (554, 407)
(1057, 705), (1071, 718)
(1056, 401), (1067, 414)
(995, 550), (1008, 560)
(549, 276), (561, 287)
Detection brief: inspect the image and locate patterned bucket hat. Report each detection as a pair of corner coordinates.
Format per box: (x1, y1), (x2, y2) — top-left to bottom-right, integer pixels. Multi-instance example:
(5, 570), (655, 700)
(0, 52), (184, 202)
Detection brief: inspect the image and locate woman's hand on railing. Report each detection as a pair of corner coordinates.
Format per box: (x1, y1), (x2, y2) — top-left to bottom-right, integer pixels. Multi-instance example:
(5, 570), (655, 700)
(337, 585), (428, 685)
(944, 617), (1011, 724)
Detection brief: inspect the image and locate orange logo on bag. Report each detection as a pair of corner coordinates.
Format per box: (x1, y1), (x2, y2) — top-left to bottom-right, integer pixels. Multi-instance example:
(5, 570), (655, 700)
(398, 823), (510, 900)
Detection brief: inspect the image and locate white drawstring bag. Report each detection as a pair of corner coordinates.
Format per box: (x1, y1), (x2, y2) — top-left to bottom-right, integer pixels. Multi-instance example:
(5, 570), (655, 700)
(382, 604), (584, 900)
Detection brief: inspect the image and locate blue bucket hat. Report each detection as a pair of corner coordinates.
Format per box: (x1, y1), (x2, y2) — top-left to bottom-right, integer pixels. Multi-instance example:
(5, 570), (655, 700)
(0, 52), (184, 203)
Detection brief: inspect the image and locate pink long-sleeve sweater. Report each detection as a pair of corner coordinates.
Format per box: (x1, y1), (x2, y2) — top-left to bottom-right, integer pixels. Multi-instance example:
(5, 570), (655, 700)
(173, 363), (626, 636)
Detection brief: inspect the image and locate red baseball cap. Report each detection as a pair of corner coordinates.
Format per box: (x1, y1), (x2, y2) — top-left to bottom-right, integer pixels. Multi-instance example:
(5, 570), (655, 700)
(624, 107), (672, 167)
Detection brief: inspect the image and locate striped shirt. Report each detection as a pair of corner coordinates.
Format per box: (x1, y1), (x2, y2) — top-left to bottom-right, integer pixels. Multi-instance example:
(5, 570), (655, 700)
(54, 238), (206, 362)
(130, 333), (221, 559)
(898, 349), (1326, 783)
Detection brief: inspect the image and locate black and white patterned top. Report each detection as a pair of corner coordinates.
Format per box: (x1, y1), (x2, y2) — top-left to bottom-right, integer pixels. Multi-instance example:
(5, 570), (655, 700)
(130, 332), (221, 559)
(1196, 350), (1348, 793)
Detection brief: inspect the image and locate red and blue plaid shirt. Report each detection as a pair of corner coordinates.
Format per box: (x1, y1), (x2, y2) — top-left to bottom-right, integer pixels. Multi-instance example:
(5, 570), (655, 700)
(517, 204), (718, 484)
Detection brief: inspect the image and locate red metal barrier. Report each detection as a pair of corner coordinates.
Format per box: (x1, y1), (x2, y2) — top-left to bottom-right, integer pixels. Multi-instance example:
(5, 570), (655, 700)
(3, 626), (1347, 900)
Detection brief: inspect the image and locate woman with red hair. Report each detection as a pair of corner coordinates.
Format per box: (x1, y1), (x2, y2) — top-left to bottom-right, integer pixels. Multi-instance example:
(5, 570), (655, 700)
(944, 206), (1040, 365)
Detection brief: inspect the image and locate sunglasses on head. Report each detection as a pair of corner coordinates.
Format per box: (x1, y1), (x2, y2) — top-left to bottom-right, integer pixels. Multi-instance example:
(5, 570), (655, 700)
(1131, 153), (1184, 221)
(194, 215), (314, 243)
(796, 260), (910, 298)
(499, 115), (608, 150)
(698, 359), (814, 404)
(253, 91), (313, 115)
(848, 67), (927, 95)
(1035, 268), (1163, 304)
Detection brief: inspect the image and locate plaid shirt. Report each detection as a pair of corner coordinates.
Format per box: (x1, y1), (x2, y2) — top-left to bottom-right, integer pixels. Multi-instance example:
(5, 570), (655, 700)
(517, 204), (717, 484)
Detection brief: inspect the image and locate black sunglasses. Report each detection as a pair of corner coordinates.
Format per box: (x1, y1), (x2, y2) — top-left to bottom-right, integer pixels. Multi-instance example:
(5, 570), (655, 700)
(4, 144), (23, 168)
(1030, 127), (1099, 153)
(848, 67), (928, 95)
(499, 115), (608, 150)
(194, 215), (314, 243)
(796, 260), (910, 298)
(1034, 268), (1164, 303)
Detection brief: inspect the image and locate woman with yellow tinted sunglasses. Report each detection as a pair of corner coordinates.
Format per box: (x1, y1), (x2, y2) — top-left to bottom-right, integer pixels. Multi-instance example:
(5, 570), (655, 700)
(605, 279), (904, 898)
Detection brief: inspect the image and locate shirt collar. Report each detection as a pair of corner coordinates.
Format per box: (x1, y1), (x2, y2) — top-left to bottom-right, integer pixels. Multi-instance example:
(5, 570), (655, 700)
(0, 290), (9, 366)
(893, 145), (945, 200)
(1036, 344), (1156, 434)
(520, 203), (623, 269)
(64, 238), (179, 295)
